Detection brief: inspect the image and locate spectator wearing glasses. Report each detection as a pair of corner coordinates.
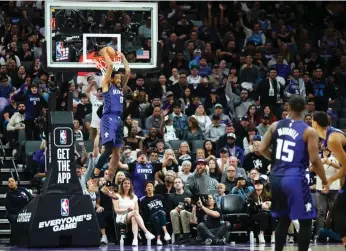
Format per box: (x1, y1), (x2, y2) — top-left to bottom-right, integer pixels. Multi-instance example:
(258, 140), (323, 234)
(223, 165), (238, 194)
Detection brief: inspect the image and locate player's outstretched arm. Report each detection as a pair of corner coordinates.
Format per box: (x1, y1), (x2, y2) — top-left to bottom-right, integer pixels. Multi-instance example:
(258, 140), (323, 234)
(99, 47), (113, 93)
(120, 52), (130, 89)
(306, 127), (328, 186)
(327, 133), (346, 184)
(259, 122), (278, 161)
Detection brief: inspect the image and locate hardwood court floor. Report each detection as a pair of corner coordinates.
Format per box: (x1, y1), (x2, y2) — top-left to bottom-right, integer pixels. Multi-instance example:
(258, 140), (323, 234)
(2, 243), (344, 251)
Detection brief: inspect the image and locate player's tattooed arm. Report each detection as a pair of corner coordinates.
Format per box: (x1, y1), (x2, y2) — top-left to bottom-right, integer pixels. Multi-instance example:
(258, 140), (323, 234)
(121, 52), (130, 89)
(306, 127), (327, 185)
(100, 47), (113, 92)
(327, 133), (346, 184)
(259, 122), (278, 161)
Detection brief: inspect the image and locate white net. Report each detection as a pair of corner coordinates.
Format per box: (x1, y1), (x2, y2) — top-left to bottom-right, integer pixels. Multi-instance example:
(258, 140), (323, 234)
(92, 56), (122, 78)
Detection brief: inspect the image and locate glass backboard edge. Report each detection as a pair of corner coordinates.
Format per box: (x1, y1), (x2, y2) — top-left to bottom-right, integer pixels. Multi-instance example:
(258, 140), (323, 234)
(45, 1), (158, 69)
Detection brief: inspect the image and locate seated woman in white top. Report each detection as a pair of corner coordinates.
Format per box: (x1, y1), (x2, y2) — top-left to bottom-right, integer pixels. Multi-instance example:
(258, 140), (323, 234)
(113, 178), (155, 246)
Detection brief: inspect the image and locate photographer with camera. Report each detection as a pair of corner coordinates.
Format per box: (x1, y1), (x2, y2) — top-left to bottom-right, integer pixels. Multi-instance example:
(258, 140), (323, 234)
(190, 194), (230, 245)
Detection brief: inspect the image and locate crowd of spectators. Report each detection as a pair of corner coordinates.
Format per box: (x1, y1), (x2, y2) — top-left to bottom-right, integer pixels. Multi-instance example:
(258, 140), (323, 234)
(2, 0), (346, 247)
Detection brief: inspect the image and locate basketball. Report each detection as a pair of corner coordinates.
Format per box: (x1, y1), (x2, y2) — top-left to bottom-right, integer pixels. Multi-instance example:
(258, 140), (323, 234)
(105, 47), (117, 58)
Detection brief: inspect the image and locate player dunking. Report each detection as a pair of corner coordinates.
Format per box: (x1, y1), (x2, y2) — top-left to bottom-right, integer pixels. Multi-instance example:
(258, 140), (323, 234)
(92, 47), (130, 198)
(259, 95), (329, 251)
(312, 111), (346, 250)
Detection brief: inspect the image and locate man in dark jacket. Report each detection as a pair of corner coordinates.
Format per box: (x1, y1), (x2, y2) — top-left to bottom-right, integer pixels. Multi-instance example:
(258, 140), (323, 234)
(5, 177), (33, 225)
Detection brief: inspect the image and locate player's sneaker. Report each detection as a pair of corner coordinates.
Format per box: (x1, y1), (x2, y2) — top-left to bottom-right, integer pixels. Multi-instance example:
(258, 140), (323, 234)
(156, 239), (163, 246)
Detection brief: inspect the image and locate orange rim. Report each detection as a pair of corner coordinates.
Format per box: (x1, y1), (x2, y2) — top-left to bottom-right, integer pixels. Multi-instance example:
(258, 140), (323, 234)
(92, 55), (121, 62)
(92, 55), (121, 70)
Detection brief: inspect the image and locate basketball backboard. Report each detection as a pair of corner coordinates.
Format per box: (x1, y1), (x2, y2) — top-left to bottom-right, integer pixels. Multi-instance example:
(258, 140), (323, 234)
(45, 1), (158, 70)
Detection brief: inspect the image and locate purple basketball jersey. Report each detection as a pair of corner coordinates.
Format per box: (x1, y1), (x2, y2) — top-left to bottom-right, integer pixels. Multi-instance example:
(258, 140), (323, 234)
(132, 162), (155, 198)
(103, 85), (123, 115)
(271, 119), (310, 176)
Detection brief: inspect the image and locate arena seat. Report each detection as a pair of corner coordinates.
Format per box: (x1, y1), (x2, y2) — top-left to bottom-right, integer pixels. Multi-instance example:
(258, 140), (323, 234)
(340, 108), (346, 118)
(169, 140), (185, 150)
(21, 141), (42, 168)
(191, 140), (205, 153)
(208, 189), (218, 197)
(221, 195), (250, 241)
(342, 98), (346, 108)
(83, 140), (93, 153)
(339, 118), (346, 128)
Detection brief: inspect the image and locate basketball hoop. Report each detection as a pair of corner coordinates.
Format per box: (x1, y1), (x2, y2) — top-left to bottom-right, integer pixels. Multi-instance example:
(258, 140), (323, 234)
(92, 55), (122, 77)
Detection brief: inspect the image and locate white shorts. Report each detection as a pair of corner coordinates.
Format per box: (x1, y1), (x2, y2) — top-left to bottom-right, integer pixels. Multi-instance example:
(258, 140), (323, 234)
(116, 213), (128, 224)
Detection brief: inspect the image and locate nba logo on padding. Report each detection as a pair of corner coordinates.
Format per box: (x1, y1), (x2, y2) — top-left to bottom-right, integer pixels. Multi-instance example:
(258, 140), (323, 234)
(54, 127), (72, 147)
(56, 41), (69, 61)
(60, 130), (67, 145)
(61, 199), (69, 216)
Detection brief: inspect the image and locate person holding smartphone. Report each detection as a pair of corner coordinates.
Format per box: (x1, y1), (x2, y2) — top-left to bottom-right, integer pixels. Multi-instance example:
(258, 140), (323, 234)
(190, 194), (229, 245)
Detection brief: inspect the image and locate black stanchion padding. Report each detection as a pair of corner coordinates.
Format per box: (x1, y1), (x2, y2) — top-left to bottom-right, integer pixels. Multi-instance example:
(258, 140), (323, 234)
(66, 92), (73, 112)
(12, 110), (99, 248)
